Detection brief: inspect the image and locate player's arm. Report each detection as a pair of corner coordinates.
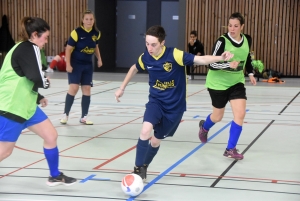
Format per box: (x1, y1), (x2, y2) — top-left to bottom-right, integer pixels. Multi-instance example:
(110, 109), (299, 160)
(12, 43), (49, 89)
(244, 34), (254, 75)
(65, 45), (73, 67)
(193, 52), (234, 65)
(244, 34), (256, 85)
(94, 31), (102, 67)
(206, 38), (233, 69)
(65, 30), (77, 72)
(115, 64), (138, 102)
(94, 44), (102, 67)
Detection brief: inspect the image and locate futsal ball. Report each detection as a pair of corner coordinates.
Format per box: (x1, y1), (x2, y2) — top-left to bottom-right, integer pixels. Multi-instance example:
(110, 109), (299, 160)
(121, 174), (144, 196)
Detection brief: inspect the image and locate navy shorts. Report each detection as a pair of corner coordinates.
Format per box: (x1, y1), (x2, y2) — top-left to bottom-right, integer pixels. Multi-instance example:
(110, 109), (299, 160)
(68, 61), (93, 86)
(0, 107), (48, 142)
(143, 102), (184, 139)
(208, 82), (247, 109)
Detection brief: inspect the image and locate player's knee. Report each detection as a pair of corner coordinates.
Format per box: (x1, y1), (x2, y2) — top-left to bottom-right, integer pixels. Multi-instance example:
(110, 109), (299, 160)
(150, 137), (161, 147)
(212, 114), (223, 123)
(140, 128), (151, 140)
(0, 150), (13, 161)
(43, 130), (58, 146)
(68, 86), (79, 95)
(234, 112), (246, 121)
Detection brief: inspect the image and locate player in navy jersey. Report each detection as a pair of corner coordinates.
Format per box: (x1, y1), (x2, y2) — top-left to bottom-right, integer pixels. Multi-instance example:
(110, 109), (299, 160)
(60, 10), (102, 125)
(114, 25), (237, 180)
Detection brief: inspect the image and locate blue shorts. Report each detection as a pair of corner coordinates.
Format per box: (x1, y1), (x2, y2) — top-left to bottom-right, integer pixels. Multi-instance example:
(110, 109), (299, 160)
(143, 102), (184, 139)
(0, 107), (48, 142)
(68, 61), (93, 86)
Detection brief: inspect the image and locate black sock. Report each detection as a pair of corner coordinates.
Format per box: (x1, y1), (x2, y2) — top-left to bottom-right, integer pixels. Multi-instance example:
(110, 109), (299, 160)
(81, 95), (91, 118)
(64, 93), (75, 115)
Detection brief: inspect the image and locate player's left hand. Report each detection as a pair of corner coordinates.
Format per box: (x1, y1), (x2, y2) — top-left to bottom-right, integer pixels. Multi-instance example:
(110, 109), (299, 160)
(249, 75), (257, 85)
(97, 60), (103, 68)
(39, 98), (48, 107)
(221, 51), (234, 61)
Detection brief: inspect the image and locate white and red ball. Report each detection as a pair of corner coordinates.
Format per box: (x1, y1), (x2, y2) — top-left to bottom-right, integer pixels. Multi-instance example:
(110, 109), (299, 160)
(121, 174), (144, 196)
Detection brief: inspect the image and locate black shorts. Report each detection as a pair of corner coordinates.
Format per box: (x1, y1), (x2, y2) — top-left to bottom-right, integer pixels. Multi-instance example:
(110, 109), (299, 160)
(208, 83), (247, 109)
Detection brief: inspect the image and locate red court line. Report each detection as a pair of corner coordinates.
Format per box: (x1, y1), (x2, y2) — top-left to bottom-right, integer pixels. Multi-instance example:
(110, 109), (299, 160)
(0, 158), (45, 179)
(93, 168), (160, 174)
(170, 172), (300, 184)
(93, 136), (153, 169)
(3, 87), (206, 178)
(90, 168), (300, 185)
(187, 88), (206, 97)
(14, 146), (108, 161)
(45, 81), (111, 98)
(56, 116), (143, 153)
(91, 89), (206, 170)
(0, 116), (143, 179)
(93, 145), (137, 169)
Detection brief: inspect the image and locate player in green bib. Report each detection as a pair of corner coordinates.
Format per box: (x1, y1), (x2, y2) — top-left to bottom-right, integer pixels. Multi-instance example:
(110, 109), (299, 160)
(0, 17), (76, 186)
(198, 12), (256, 160)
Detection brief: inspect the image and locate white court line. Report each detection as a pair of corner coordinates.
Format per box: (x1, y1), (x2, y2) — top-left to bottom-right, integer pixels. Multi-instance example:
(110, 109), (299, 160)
(0, 199), (57, 201)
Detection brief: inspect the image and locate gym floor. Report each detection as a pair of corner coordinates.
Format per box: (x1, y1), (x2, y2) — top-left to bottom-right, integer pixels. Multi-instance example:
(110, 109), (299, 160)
(0, 71), (299, 201)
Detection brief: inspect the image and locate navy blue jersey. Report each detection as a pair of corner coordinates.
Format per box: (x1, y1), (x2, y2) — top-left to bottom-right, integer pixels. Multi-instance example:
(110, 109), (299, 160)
(136, 47), (195, 113)
(68, 26), (100, 64)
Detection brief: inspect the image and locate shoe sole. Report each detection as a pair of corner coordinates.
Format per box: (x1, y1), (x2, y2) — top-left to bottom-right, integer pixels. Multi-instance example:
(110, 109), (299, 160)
(80, 121), (93, 125)
(47, 181), (77, 187)
(223, 155), (244, 160)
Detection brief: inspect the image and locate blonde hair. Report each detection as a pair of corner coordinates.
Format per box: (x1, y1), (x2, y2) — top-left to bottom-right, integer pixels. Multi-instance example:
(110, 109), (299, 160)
(81, 10), (99, 32)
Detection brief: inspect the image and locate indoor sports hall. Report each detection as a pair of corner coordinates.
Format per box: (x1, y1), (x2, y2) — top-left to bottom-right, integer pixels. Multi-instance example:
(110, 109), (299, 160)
(0, 73), (299, 201)
(0, 0), (299, 201)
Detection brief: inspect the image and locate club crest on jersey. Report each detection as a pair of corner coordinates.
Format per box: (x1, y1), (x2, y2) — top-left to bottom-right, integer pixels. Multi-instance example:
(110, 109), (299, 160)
(92, 35), (98, 42)
(163, 62), (172, 72)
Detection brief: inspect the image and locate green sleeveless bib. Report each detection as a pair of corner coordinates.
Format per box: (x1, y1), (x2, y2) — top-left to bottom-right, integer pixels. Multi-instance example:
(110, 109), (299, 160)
(205, 34), (249, 90)
(0, 42), (38, 120)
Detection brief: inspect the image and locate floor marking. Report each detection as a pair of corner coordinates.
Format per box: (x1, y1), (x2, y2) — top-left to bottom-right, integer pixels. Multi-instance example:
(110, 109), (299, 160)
(126, 123), (230, 200)
(127, 110), (249, 200)
(80, 174), (96, 183)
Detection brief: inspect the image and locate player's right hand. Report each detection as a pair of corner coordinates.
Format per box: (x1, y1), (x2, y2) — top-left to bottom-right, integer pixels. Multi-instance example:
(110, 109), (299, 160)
(115, 88), (124, 102)
(66, 65), (73, 73)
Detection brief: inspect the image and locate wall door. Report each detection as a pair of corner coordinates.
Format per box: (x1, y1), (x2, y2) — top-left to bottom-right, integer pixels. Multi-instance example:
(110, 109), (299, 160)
(161, 1), (179, 48)
(116, 1), (147, 68)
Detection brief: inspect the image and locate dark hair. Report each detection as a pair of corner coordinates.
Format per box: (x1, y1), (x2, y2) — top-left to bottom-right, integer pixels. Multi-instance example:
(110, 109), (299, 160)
(64, 40), (68, 47)
(81, 10), (99, 32)
(146, 25), (166, 43)
(20, 17), (50, 41)
(190, 30), (197, 36)
(229, 12), (245, 25)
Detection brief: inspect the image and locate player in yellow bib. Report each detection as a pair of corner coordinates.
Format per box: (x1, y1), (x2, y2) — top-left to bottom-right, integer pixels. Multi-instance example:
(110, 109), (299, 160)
(198, 12), (257, 160)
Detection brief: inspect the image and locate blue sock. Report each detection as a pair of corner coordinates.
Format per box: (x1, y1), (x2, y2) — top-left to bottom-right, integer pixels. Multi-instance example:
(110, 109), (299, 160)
(43, 147), (60, 177)
(144, 143), (160, 166)
(135, 138), (149, 167)
(227, 121), (242, 150)
(203, 114), (215, 131)
(81, 95), (91, 118)
(64, 93), (74, 116)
